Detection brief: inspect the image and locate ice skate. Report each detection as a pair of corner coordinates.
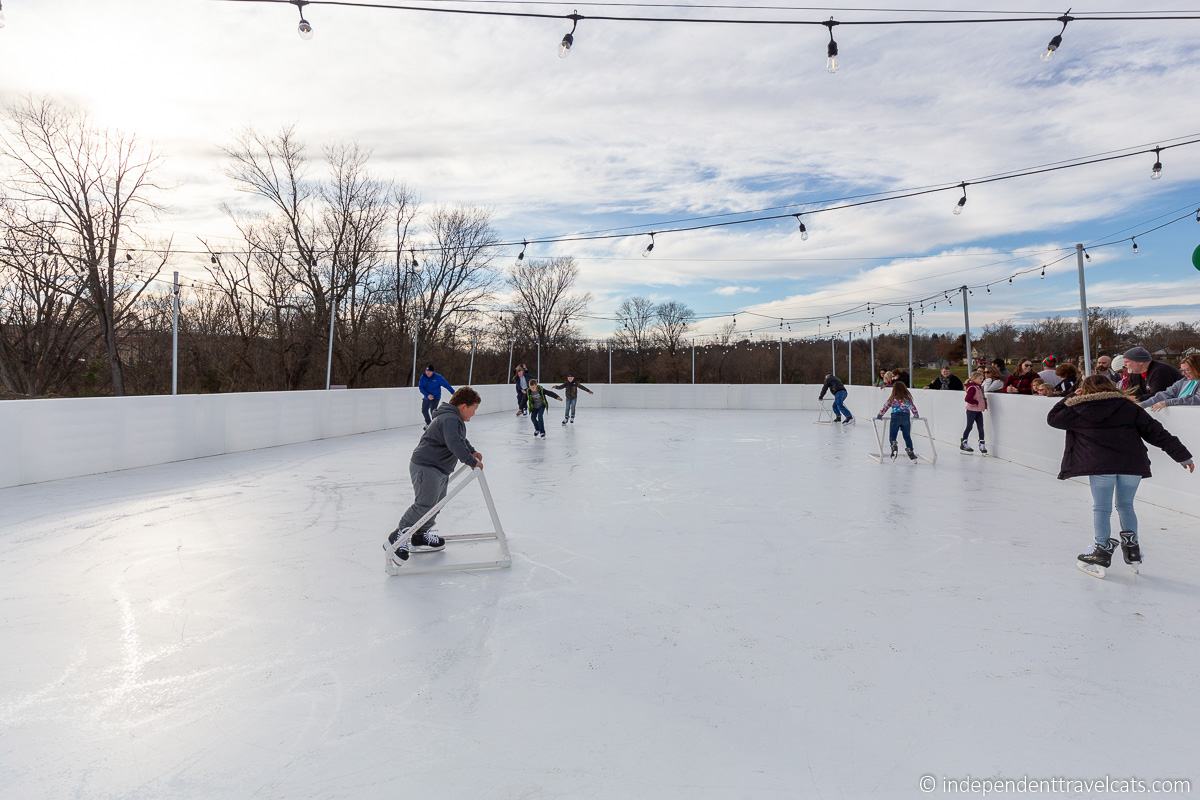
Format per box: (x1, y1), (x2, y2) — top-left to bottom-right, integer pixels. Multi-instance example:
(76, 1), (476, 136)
(889, 442), (898, 461)
(1119, 531), (1142, 573)
(562, 419), (568, 425)
(570, 418), (575, 423)
(408, 528), (446, 553)
(833, 416), (843, 423)
(960, 440), (974, 454)
(906, 448), (917, 461)
(842, 417), (855, 425)
(978, 440), (988, 455)
(1077, 539), (1117, 579)
(383, 529), (411, 574)
(539, 431), (546, 438)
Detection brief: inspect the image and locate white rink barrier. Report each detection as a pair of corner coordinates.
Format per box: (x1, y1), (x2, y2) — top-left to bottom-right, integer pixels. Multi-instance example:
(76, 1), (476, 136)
(2, 382), (1198, 515)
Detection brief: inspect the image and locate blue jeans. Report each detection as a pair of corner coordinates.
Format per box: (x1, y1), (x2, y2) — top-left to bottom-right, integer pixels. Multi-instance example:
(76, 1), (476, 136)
(962, 410), (984, 442)
(530, 406), (546, 434)
(564, 396), (577, 420)
(831, 390), (851, 420)
(888, 413), (913, 449)
(421, 396), (438, 425)
(1088, 474), (1141, 546)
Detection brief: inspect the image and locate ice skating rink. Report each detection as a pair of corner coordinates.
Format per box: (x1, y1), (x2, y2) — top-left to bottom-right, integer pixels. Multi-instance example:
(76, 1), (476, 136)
(2, 408), (1198, 799)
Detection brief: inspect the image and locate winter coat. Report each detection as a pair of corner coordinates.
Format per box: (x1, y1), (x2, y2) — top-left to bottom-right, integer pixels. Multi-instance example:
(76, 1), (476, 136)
(418, 371), (454, 400)
(1003, 372), (1037, 395)
(411, 402), (477, 475)
(514, 373), (530, 393)
(818, 376), (846, 399)
(526, 386), (561, 411)
(553, 380), (593, 400)
(926, 374), (964, 391)
(1046, 391), (1192, 480)
(1141, 377), (1200, 408)
(982, 378), (1005, 393)
(1127, 360), (1184, 402)
(964, 383), (987, 412)
(877, 398), (919, 418)
(1056, 377), (1077, 397)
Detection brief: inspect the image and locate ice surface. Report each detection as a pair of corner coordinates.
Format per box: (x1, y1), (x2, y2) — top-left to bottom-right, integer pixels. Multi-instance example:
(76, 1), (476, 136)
(1, 409), (1198, 799)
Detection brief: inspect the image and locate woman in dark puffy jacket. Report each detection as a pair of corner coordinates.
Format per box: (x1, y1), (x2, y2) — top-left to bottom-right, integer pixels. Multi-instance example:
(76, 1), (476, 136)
(1047, 375), (1194, 578)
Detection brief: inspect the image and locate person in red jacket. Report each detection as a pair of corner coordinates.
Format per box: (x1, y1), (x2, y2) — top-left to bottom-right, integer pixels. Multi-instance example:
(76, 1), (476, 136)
(1047, 375), (1194, 578)
(1004, 359), (1037, 394)
(960, 369), (988, 454)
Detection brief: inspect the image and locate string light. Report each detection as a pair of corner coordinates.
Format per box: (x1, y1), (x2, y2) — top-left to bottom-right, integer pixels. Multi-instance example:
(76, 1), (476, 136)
(642, 232), (656, 258)
(291, 0), (313, 39)
(517, 239), (528, 262)
(1151, 147), (1163, 180)
(410, 248), (419, 269)
(823, 18), (839, 73)
(794, 214), (809, 241)
(1043, 10), (1072, 61)
(1131, 237), (1139, 254)
(953, 182), (968, 216)
(560, 10), (580, 58)
(1040, 265), (1045, 278)
(0, 1), (6, 29)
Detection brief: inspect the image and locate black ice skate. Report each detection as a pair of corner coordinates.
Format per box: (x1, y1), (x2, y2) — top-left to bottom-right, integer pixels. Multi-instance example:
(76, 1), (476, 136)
(906, 448), (917, 461)
(408, 528), (446, 553)
(1077, 538), (1118, 579)
(960, 440), (974, 454)
(842, 417), (855, 425)
(890, 442), (898, 461)
(1119, 531), (1142, 572)
(383, 530), (411, 574)
(978, 440), (988, 455)
(833, 416), (843, 423)
(562, 419), (568, 425)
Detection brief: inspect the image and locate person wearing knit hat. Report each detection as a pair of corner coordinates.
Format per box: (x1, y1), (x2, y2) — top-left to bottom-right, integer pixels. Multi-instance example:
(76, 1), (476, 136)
(1122, 346), (1182, 402)
(1038, 355), (1062, 389)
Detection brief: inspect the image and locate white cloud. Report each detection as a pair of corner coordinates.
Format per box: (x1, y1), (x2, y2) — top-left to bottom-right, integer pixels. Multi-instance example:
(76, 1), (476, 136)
(714, 286), (760, 296)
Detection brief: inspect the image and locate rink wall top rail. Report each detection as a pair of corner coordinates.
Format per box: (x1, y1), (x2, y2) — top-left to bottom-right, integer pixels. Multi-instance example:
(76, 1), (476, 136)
(1, 384), (1196, 515)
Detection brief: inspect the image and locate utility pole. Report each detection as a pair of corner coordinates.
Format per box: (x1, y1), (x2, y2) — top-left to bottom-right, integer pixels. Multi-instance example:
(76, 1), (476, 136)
(171, 271), (180, 395)
(961, 285), (973, 375)
(908, 307), (914, 383)
(1076, 243), (1093, 375)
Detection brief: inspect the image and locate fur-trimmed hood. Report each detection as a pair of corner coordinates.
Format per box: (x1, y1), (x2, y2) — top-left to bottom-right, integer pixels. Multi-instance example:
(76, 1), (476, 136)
(1064, 391), (1126, 406)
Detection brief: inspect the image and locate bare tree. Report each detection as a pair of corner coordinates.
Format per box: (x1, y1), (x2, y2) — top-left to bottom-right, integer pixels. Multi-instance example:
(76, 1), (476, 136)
(507, 256), (590, 348)
(0, 97), (168, 394)
(653, 300), (693, 382)
(977, 319), (1020, 362)
(614, 296), (657, 380)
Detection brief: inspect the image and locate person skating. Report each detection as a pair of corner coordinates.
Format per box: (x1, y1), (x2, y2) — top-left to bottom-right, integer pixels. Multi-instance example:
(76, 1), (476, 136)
(1046, 375), (1194, 578)
(875, 381), (921, 461)
(526, 379), (561, 438)
(417, 364), (455, 428)
(553, 372), (594, 424)
(384, 387), (484, 571)
(513, 365), (531, 416)
(960, 369), (988, 454)
(819, 374), (853, 424)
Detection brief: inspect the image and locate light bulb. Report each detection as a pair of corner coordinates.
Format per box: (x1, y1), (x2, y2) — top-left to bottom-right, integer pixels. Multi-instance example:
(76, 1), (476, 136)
(826, 51), (839, 73)
(1042, 34), (1061, 61)
(953, 197), (966, 216)
(559, 33), (573, 58)
(0, 7), (6, 29)
(1151, 161), (1163, 180)
(1132, 239), (1139, 254)
(298, 18), (313, 40)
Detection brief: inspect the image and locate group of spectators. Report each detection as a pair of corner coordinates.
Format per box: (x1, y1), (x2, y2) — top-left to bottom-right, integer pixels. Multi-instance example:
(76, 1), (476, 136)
(881, 347), (1199, 409)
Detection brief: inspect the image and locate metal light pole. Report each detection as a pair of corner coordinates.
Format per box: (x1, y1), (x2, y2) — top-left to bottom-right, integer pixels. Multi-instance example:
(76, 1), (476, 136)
(171, 271), (180, 395)
(961, 285), (973, 375)
(1076, 243), (1093, 375)
(410, 334), (418, 387)
(907, 307), (914, 383)
(506, 341), (514, 381)
(608, 339), (612, 384)
(325, 288), (337, 391)
(847, 331), (853, 385)
(537, 338), (542, 381)
(691, 339), (696, 384)
(831, 336), (836, 376)
(778, 339), (783, 384)
(468, 337), (476, 385)
(868, 322), (875, 386)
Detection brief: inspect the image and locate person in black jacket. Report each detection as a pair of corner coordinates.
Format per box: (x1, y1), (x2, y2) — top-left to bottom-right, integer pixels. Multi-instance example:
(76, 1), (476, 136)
(926, 366), (964, 391)
(1121, 346), (1183, 402)
(1047, 375), (1194, 577)
(818, 374), (853, 424)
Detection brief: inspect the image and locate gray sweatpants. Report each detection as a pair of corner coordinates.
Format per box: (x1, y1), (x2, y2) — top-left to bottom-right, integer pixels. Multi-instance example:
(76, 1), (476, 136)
(397, 462), (450, 537)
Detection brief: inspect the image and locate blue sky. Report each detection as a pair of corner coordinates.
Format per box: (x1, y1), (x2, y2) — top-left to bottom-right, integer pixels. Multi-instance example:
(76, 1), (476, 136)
(2, 0), (1199, 341)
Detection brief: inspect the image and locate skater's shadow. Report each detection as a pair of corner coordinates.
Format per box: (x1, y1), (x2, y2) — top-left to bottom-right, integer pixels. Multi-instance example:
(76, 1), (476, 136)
(1103, 573), (1198, 597)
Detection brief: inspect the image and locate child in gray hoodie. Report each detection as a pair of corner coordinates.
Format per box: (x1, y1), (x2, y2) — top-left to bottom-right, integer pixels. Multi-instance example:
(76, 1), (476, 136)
(384, 387), (483, 570)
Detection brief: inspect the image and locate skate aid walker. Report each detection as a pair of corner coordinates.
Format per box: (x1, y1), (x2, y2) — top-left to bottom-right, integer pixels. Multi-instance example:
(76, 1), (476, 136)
(869, 416), (938, 464)
(386, 465), (511, 576)
(814, 397), (836, 424)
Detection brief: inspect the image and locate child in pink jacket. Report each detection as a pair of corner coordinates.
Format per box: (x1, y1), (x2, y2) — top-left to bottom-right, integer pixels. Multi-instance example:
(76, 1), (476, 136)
(961, 369), (988, 454)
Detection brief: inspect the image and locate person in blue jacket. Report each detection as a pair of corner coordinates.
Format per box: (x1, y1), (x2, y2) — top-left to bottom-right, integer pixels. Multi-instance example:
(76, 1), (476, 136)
(418, 365), (455, 428)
